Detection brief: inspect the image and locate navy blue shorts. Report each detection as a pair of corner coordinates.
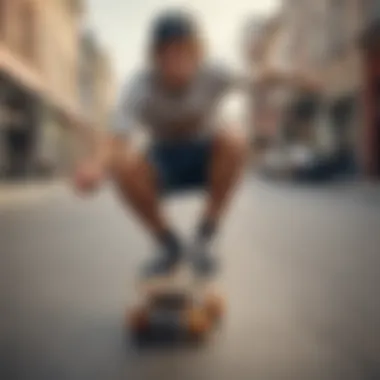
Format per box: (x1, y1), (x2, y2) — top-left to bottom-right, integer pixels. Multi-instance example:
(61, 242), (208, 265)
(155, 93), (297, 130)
(147, 138), (213, 196)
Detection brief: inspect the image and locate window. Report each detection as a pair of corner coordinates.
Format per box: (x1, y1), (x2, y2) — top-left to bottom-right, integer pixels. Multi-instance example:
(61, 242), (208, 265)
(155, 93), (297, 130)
(366, 0), (380, 25)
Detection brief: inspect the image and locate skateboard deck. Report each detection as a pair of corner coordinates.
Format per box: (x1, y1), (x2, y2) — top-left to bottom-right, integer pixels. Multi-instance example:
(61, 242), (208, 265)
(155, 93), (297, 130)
(127, 265), (224, 343)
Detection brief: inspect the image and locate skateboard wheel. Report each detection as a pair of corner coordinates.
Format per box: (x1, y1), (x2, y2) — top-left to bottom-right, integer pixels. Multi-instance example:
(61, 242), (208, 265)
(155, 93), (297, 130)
(185, 308), (211, 340)
(204, 293), (224, 322)
(128, 306), (149, 332)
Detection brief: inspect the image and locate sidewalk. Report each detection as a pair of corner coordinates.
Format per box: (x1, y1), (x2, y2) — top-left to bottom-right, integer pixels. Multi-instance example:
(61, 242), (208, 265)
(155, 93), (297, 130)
(254, 173), (380, 206)
(329, 180), (380, 205)
(0, 179), (66, 208)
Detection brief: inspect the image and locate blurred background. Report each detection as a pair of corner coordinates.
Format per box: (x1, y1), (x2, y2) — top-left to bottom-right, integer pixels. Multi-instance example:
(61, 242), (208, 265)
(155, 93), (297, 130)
(1, 1), (380, 380)
(245, 0), (380, 184)
(0, 0), (115, 181)
(0, 0), (379, 185)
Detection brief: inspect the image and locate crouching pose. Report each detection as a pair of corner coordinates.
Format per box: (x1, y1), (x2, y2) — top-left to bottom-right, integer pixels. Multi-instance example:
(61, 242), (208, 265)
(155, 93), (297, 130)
(74, 10), (315, 278)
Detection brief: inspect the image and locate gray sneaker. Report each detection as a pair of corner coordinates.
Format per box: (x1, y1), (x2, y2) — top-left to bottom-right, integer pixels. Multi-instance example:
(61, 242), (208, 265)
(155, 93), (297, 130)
(193, 254), (218, 277)
(191, 240), (218, 277)
(143, 250), (182, 278)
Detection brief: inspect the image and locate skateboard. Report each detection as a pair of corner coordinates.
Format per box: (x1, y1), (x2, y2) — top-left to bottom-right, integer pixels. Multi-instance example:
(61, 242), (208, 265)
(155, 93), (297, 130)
(127, 265), (224, 343)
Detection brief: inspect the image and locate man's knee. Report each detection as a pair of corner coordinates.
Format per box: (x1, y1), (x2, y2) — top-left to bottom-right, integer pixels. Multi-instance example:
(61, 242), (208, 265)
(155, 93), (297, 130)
(110, 150), (148, 186)
(215, 129), (249, 165)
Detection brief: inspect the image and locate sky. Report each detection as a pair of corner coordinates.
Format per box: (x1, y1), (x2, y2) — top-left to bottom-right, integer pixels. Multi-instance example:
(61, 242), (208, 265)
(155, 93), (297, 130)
(85, 0), (280, 120)
(86, 0), (280, 82)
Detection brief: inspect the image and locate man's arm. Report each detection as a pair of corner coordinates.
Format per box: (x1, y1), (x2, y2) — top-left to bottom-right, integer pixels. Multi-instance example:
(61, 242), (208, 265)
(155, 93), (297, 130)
(73, 77), (141, 192)
(89, 74), (143, 170)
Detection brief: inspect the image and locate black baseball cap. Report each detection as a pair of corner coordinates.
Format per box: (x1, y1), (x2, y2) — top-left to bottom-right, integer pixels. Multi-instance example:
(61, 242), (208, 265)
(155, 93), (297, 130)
(150, 10), (199, 51)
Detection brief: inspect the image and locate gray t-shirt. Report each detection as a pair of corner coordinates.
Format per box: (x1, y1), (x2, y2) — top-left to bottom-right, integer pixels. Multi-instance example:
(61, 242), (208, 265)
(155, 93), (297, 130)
(112, 62), (240, 142)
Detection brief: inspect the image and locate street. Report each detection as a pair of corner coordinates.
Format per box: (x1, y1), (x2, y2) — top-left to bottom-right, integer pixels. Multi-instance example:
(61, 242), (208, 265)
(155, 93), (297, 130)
(1, 177), (380, 380)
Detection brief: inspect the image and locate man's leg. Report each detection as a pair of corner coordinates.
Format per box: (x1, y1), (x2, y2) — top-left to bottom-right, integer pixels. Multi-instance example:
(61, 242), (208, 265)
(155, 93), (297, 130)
(194, 129), (248, 273)
(111, 146), (181, 274)
(204, 128), (248, 226)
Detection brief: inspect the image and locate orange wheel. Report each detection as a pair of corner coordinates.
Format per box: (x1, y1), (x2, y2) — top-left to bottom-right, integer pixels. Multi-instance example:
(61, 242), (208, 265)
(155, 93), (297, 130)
(185, 308), (211, 340)
(128, 306), (149, 332)
(204, 293), (225, 322)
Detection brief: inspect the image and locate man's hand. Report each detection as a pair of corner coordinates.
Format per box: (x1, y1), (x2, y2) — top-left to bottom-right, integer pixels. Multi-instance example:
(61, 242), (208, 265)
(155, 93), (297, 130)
(73, 134), (128, 195)
(73, 158), (106, 195)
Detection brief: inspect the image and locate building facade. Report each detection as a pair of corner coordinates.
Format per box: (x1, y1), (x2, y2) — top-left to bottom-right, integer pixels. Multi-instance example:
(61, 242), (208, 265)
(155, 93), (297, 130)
(38, 0), (86, 173)
(0, 0), (44, 177)
(321, 0), (364, 176)
(360, 0), (380, 179)
(280, 0), (325, 149)
(244, 15), (291, 149)
(244, 0), (379, 181)
(278, 0), (368, 178)
(79, 31), (115, 131)
(0, 0), (86, 178)
(94, 49), (115, 130)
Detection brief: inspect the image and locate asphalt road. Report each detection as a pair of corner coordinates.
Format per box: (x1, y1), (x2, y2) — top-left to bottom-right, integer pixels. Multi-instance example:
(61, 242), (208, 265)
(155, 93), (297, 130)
(1, 178), (380, 380)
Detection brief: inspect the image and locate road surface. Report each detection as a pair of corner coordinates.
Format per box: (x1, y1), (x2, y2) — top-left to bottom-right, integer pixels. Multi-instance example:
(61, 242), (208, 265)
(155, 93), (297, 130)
(1, 178), (380, 380)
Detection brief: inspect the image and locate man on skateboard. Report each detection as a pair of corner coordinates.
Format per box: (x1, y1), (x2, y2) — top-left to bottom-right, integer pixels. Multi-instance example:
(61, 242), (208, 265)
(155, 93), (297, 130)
(74, 9), (316, 278)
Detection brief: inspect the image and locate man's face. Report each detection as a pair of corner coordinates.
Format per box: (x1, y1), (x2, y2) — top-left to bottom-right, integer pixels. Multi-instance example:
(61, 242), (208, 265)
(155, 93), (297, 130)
(155, 39), (200, 90)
